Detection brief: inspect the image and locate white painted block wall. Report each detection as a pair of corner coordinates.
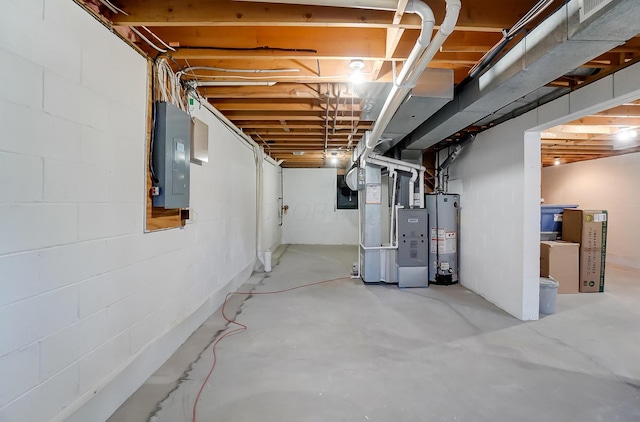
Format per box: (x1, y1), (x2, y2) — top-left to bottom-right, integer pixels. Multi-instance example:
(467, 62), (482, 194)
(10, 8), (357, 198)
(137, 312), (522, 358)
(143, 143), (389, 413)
(0, 1), (266, 421)
(542, 152), (640, 270)
(447, 114), (541, 320)
(262, 161), (282, 253)
(447, 58), (640, 320)
(282, 168), (358, 245)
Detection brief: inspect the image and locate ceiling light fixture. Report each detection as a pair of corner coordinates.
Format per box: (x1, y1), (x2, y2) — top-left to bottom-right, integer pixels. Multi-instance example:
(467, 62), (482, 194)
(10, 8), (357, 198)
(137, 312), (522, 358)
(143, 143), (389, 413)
(616, 127), (638, 142)
(349, 59), (365, 84)
(554, 157), (561, 166)
(292, 151), (305, 156)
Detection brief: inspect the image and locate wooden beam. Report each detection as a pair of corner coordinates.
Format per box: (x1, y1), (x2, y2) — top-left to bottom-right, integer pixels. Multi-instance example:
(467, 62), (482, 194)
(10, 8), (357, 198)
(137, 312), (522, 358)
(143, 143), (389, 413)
(113, 0), (535, 32)
(149, 26), (387, 58)
(202, 84), (323, 99)
(593, 104), (640, 118)
(563, 116), (640, 126)
(211, 99), (361, 112)
(227, 112), (361, 121)
(234, 121), (372, 129)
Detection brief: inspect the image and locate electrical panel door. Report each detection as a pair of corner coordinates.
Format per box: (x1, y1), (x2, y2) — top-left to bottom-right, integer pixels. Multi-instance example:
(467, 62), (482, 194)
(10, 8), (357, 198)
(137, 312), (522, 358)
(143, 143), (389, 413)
(152, 102), (191, 209)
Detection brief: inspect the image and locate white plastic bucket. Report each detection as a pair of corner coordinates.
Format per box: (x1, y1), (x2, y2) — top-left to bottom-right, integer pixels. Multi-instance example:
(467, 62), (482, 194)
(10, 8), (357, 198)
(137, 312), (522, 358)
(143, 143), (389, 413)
(539, 277), (559, 315)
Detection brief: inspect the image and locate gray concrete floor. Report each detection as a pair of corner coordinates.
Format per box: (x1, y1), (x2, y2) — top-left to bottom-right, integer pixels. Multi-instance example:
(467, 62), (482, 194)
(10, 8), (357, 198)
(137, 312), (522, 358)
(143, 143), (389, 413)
(110, 245), (640, 422)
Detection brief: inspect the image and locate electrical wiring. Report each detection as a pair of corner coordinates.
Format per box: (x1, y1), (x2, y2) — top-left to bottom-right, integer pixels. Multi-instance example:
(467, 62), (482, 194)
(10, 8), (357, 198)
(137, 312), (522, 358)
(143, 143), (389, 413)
(141, 26), (177, 52)
(467, 0), (555, 79)
(178, 45), (317, 54)
(96, 0), (129, 15)
(130, 27), (167, 53)
(177, 66), (301, 76)
(191, 275), (349, 422)
(182, 73), (365, 81)
(149, 54), (189, 187)
(155, 56), (186, 111)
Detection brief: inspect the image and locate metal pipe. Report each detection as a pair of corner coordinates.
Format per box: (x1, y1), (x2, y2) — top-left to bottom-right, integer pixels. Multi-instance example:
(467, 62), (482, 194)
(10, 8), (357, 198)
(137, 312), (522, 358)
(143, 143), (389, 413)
(324, 95), (330, 150)
(436, 132), (475, 191)
(332, 88), (341, 135)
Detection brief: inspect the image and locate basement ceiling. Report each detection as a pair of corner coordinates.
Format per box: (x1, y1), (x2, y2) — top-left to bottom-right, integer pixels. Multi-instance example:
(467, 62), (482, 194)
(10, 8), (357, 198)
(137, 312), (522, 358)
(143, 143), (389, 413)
(542, 99), (640, 167)
(78, 0), (640, 168)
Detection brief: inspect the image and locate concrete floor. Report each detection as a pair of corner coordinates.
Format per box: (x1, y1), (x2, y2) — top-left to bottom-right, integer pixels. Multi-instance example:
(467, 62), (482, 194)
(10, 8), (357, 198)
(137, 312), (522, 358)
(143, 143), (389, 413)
(109, 245), (640, 422)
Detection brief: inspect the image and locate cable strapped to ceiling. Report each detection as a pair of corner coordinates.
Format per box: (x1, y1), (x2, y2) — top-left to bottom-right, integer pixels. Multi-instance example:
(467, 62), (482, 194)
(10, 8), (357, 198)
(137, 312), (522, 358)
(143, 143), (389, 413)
(177, 45), (318, 53)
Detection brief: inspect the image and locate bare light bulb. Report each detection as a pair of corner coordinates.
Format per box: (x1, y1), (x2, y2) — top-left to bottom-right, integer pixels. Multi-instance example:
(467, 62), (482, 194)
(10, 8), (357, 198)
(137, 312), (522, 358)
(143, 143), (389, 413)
(554, 157), (561, 166)
(349, 59), (365, 85)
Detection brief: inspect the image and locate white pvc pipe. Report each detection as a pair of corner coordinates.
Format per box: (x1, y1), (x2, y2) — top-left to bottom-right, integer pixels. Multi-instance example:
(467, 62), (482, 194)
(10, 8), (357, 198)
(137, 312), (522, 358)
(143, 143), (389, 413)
(389, 169), (397, 245)
(418, 169), (425, 208)
(370, 153), (425, 171)
(366, 155), (425, 209)
(264, 249), (272, 272)
(360, 0), (461, 164)
(408, 169), (417, 208)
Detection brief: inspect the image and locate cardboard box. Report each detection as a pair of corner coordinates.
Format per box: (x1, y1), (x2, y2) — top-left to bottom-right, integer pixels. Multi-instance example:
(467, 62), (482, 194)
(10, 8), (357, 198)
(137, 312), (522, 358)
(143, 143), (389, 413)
(561, 209), (608, 248)
(540, 241), (580, 294)
(561, 209), (608, 292)
(579, 248), (607, 293)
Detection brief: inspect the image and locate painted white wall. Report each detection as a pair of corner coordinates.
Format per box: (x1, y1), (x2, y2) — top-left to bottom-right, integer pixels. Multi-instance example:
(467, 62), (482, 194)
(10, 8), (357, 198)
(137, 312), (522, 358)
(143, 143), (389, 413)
(448, 58), (640, 321)
(542, 152), (640, 270)
(282, 168), (358, 245)
(262, 160), (282, 253)
(448, 114), (541, 320)
(0, 2), (265, 421)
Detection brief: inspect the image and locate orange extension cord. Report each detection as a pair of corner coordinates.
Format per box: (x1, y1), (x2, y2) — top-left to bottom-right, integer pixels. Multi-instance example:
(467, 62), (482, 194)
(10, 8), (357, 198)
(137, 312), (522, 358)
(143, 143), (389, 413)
(192, 276), (349, 422)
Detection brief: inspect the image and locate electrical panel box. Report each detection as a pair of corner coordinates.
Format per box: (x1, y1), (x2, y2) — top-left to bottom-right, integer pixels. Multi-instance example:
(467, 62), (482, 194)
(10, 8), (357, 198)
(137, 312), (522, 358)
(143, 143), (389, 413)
(397, 208), (429, 267)
(152, 102), (191, 209)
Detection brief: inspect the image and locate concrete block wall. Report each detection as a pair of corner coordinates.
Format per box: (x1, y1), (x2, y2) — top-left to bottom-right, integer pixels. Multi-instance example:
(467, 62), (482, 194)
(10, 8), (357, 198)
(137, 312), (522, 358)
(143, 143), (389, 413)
(447, 58), (640, 321)
(542, 152), (640, 270)
(0, 1), (261, 421)
(282, 168), (358, 245)
(447, 113), (541, 320)
(262, 160), (283, 253)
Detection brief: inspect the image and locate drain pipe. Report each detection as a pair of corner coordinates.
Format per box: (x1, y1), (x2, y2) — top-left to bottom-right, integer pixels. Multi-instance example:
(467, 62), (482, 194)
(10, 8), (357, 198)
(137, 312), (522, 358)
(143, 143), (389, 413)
(360, 0), (461, 165)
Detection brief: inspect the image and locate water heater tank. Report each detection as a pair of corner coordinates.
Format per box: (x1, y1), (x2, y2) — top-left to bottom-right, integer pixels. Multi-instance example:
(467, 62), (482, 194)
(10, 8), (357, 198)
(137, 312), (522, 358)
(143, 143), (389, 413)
(426, 193), (460, 285)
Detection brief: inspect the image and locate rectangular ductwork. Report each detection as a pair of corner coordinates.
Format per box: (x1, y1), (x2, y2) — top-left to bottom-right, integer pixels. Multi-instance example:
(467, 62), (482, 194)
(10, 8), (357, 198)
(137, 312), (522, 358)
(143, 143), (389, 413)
(393, 0), (640, 152)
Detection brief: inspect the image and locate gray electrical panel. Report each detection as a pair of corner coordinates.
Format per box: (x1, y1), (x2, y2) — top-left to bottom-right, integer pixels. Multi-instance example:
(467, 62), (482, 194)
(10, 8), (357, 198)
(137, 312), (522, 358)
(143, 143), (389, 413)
(153, 102), (191, 209)
(397, 208), (429, 288)
(426, 193), (460, 285)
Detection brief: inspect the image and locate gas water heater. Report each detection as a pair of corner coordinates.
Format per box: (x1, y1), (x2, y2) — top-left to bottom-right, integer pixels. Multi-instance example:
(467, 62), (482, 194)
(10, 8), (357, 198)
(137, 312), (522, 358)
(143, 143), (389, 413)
(426, 193), (459, 285)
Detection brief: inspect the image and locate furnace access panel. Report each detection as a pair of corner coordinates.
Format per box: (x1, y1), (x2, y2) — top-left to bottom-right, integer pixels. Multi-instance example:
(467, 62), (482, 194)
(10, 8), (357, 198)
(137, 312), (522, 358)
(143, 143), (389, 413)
(152, 102), (191, 209)
(397, 208), (429, 267)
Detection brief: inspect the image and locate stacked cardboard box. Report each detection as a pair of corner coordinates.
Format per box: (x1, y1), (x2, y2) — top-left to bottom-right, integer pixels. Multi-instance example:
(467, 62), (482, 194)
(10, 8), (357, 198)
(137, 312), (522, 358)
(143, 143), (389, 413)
(540, 241), (579, 294)
(562, 209), (608, 293)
